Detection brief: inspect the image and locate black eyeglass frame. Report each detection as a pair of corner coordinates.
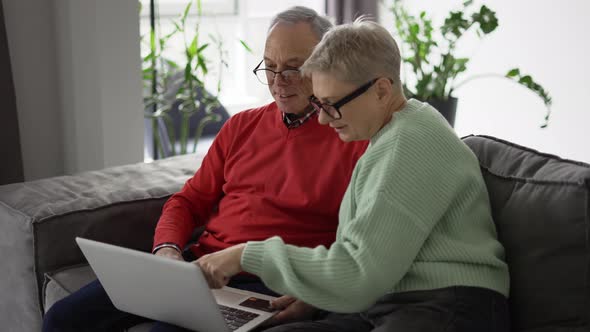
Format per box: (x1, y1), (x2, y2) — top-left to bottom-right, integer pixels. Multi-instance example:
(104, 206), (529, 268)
(309, 78), (380, 120)
(252, 59), (302, 85)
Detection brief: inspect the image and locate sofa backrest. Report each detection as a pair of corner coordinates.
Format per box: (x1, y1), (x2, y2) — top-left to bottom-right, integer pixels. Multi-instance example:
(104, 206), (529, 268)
(463, 135), (590, 332)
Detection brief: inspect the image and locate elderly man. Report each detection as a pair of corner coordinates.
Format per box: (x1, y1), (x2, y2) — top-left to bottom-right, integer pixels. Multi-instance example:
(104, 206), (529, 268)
(42, 6), (367, 332)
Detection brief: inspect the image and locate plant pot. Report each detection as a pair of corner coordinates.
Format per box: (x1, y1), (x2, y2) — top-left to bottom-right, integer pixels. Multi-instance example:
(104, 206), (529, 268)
(424, 97), (458, 127)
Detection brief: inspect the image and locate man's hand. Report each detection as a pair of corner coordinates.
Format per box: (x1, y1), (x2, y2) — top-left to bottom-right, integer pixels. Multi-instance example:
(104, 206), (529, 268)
(196, 243), (246, 288)
(262, 296), (318, 327)
(154, 247), (184, 261)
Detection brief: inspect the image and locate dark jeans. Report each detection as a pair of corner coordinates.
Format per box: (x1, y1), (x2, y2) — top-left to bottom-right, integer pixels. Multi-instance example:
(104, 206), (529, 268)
(264, 286), (510, 332)
(42, 275), (278, 332)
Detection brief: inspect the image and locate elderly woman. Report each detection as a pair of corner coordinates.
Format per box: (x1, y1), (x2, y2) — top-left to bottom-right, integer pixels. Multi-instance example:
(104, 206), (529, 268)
(198, 20), (510, 331)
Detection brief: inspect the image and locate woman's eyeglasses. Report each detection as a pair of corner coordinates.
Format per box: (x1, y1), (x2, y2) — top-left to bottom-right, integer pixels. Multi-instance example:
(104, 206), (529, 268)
(309, 78), (379, 120)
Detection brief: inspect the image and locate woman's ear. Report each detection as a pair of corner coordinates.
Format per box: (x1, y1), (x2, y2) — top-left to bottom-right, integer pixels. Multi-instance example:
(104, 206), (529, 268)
(375, 77), (392, 102)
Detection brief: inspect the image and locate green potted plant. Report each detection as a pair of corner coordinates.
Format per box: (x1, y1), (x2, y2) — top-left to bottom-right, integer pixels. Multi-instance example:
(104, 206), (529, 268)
(389, 0), (552, 127)
(141, 0), (228, 159)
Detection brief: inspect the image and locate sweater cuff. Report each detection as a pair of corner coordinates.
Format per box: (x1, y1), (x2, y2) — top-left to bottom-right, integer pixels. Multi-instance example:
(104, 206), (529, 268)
(152, 242), (181, 255)
(241, 241), (266, 276)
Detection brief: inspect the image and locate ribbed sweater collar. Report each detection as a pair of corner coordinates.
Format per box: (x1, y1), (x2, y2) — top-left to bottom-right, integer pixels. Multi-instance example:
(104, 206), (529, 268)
(370, 98), (422, 146)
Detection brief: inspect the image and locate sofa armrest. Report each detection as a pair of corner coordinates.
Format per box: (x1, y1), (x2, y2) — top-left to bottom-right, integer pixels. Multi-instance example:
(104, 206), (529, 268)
(0, 153), (202, 332)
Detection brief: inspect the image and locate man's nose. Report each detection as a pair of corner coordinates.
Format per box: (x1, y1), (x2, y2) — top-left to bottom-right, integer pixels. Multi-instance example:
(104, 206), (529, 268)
(273, 73), (289, 86)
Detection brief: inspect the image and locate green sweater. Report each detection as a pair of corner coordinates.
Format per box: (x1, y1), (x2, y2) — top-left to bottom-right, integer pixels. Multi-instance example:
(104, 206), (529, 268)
(241, 99), (509, 313)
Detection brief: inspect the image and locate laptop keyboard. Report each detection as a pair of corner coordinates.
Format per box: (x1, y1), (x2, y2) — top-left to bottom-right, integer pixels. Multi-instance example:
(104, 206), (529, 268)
(219, 304), (260, 331)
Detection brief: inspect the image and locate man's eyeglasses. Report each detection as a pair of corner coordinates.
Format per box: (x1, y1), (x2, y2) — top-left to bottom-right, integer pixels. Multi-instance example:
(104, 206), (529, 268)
(309, 78), (379, 120)
(252, 60), (302, 85)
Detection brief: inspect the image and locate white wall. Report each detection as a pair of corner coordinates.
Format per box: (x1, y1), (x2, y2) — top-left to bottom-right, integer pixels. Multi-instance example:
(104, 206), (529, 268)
(3, 0), (64, 180)
(380, 0), (590, 163)
(55, 0), (144, 174)
(3, 0), (144, 180)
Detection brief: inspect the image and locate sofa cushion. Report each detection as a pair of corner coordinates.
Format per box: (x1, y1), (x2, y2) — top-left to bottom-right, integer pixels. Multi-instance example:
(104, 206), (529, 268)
(462, 135), (590, 332)
(43, 265), (97, 313)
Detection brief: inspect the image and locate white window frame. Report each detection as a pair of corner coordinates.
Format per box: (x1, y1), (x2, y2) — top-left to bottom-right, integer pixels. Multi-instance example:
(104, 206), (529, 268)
(139, 0), (237, 17)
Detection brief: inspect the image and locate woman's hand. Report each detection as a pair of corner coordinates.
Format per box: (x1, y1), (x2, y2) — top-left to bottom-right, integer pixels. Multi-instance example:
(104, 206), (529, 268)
(262, 296), (319, 327)
(195, 243), (246, 288)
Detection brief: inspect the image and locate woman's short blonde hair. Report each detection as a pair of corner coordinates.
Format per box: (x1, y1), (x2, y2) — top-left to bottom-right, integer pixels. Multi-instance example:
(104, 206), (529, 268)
(301, 18), (401, 86)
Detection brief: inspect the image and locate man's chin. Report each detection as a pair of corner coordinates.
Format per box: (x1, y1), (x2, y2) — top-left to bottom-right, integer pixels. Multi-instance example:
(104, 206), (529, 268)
(275, 100), (307, 115)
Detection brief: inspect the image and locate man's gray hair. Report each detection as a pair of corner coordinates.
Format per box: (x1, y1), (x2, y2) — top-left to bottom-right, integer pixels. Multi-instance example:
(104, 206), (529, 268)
(300, 18), (402, 86)
(269, 6), (333, 40)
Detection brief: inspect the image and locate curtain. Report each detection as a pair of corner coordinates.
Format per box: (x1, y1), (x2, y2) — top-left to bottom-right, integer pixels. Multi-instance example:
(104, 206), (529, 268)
(0, 0), (24, 184)
(326, 0), (379, 24)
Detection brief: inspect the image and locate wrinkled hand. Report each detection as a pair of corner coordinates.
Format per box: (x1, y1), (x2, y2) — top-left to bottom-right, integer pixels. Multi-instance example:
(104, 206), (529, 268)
(262, 296), (318, 327)
(154, 247), (184, 261)
(196, 243), (246, 289)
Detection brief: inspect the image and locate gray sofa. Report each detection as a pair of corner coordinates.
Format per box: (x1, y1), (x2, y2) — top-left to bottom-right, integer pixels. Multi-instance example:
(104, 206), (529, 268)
(1, 135), (589, 332)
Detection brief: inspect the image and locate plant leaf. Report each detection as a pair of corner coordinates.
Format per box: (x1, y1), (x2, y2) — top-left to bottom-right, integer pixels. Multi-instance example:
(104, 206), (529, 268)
(196, 0), (202, 16)
(472, 5), (498, 34)
(165, 59), (179, 69)
(239, 39), (253, 53)
(181, 1), (192, 24)
(173, 21), (183, 33)
(442, 11), (469, 38)
(142, 53), (155, 62)
(188, 35), (198, 56)
(506, 68), (520, 77)
(197, 54), (208, 74)
(197, 43), (209, 53)
(504, 69), (553, 126)
(519, 75), (533, 85)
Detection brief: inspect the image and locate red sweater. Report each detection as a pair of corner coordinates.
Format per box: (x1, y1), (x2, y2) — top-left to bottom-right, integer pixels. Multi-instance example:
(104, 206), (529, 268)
(153, 102), (368, 257)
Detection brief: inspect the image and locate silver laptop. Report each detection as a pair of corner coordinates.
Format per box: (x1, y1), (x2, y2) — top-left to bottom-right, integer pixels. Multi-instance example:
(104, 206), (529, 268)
(76, 237), (277, 332)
